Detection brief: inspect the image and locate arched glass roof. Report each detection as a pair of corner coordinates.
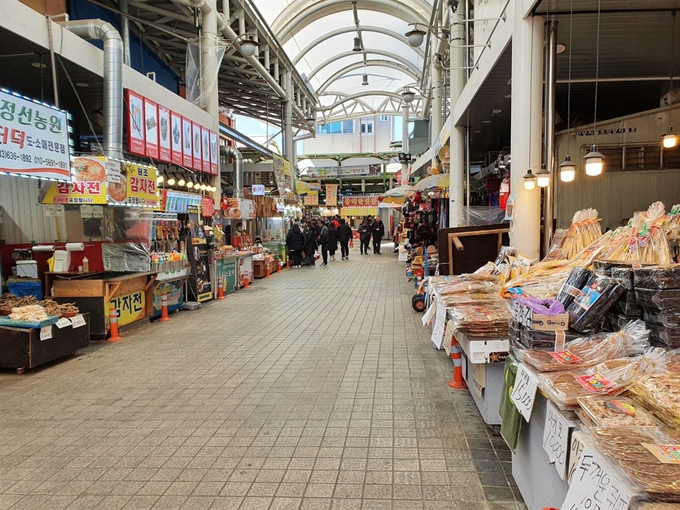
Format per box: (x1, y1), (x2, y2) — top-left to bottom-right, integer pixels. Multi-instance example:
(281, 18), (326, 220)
(251, 0), (432, 122)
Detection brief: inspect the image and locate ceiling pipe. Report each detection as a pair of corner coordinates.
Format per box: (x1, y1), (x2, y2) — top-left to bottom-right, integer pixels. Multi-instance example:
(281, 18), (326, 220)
(223, 146), (244, 198)
(59, 19), (124, 159)
(119, 0), (132, 66)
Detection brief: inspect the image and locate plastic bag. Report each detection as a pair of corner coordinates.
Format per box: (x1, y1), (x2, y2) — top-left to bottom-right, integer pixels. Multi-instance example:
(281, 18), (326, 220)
(520, 320), (650, 372)
(648, 324), (680, 349)
(635, 288), (680, 310)
(435, 279), (500, 296)
(566, 274), (625, 333)
(516, 295), (565, 315)
(634, 265), (680, 290)
(499, 356), (522, 452)
(556, 267), (593, 307)
(540, 348), (668, 407)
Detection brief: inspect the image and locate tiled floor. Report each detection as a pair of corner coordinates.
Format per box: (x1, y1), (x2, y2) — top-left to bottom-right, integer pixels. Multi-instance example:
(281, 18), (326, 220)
(0, 244), (525, 510)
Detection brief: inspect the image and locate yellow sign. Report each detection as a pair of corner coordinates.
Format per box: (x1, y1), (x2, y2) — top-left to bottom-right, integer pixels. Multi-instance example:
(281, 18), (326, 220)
(303, 192), (319, 206)
(273, 154), (293, 196)
(325, 184), (338, 206)
(108, 290), (145, 327)
(124, 162), (159, 207)
(42, 155), (108, 204)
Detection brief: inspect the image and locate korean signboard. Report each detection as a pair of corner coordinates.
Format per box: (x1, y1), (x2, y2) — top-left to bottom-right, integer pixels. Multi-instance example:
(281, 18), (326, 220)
(341, 196), (379, 208)
(306, 164), (381, 179)
(303, 192), (319, 206)
(161, 189), (202, 214)
(125, 162), (159, 207)
(158, 105), (171, 162)
(0, 89), (71, 181)
(201, 196), (214, 218)
(325, 184), (338, 206)
(107, 290), (145, 327)
(170, 111), (183, 165)
(125, 90), (145, 155)
(143, 98), (159, 159)
(273, 154), (293, 196)
(42, 155), (107, 204)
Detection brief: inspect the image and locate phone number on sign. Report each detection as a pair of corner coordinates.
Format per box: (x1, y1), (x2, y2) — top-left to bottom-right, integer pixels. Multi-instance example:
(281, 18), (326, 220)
(0, 150), (68, 169)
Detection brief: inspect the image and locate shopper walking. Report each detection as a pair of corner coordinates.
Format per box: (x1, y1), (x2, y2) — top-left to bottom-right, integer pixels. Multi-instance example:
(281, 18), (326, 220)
(328, 221), (338, 260)
(286, 223), (305, 268)
(319, 221), (329, 265)
(337, 218), (353, 260)
(303, 222), (318, 267)
(372, 216), (385, 254)
(358, 219), (371, 255)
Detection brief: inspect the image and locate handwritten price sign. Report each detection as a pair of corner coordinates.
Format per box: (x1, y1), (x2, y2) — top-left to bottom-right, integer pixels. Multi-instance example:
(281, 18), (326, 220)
(561, 438), (632, 510)
(542, 401), (570, 480)
(510, 363), (538, 421)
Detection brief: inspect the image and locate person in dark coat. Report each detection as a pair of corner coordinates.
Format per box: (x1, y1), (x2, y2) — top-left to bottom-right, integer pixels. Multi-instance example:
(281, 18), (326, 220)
(372, 217), (385, 254)
(286, 223), (304, 268)
(303, 223), (318, 267)
(328, 221), (339, 260)
(318, 221), (329, 265)
(357, 219), (371, 255)
(337, 218), (353, 260)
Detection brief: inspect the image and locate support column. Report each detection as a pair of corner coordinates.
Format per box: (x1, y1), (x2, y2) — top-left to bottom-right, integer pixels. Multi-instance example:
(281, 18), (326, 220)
(201, 4), (221, 199)
(401, 104), (410, 181)
(449, 10), (465, 226)
(509, 13), (544, 259)
(283, 70), (294, 162)
(543, 20), (558, 255)
(430, 50), (443, 142)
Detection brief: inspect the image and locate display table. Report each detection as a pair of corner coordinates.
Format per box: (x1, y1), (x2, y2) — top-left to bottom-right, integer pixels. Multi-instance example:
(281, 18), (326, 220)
(0, 313), (91, 374)
(46, 272), (156, 339)
(512, 393), (571, 510)
(253, 256), (279, 279)
(455, 330), (509, 429)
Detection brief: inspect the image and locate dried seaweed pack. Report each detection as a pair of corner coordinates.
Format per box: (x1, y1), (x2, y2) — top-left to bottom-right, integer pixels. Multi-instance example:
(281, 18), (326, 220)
(556, 266), (593, 308)
(566, 274), (626, 333)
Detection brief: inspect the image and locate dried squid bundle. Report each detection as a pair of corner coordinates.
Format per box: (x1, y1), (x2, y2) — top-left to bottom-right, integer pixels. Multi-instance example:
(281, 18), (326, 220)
(561, 208), (603, 259)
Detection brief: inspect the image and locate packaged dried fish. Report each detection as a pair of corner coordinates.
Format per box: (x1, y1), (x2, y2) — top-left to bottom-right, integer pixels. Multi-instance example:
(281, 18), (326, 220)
(625, 374), (680, 430)
(635, 288), (680, 310)
(634, 265), (680, 290)
(566, 274), (625, 333)
(556, 267), (593, 307)
(576, 396), (658, 428)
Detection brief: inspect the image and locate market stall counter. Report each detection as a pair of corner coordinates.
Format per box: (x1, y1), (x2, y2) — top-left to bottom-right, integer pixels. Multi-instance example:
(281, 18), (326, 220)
(0, 313), (91, 374)
(45, 271), (156, 339)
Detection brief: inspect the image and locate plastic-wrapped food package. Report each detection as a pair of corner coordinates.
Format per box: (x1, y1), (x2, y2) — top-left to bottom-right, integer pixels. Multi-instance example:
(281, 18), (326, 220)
(521, 320), (649, 372)
(557, 267), (593, 307)
(629, 374), (680, 429)
(520, 328), (582, 351)
(448, 298), (511, 337)
(590, 428), (680, 499)
(634, 265), (680, 290)
(540, 348), (668, 406)
(610, 265), (643, 290)
(576, 395), (658, 428)
(544, 228), (568, 260)
(566, 274), (625, 333)
(648, 324), (680, 348)
(635, 288), (680, 309)
(617, 291), (643, 316)
(644, 310), (680, 328)
(561, 208), (603, 259)
(435, 279), (500, 296)
(440, 292), (502, 307)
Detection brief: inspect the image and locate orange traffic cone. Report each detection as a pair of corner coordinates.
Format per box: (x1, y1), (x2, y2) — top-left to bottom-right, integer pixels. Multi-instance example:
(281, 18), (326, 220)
(244, 277), (250, 289)
(217, 276), (225, 300)
(286, 257), (290, 269)
(108, 307), (123, 342)
(448, 339), (467, 389)
(159, 294), (171, 322)
(265, 263), (271, 278)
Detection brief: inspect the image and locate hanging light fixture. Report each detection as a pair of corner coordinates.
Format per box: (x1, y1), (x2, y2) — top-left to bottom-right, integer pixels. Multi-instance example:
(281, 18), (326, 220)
(663, 12), (678, 149)
(559, 155), (576, 182)
(187, 180), (194, 189)
(584, 0), (604, 177)
(157, 174), (164, 184)
(559, 0), (577, 183)
(239, 38), (258, 58)
(200, 183), (207, 191)
(166, 176), (176, 186)
(306, 118), (316, 128)
(583, 145), (604, 176)
(536, 166), (551, 188)
(362, 74), (369, 86)
(405, 26), (426, 47)
(523, 169), (536, 190)
(401, 89), (415, 103)
(178, 177), (186, 187)
(353, 36), (362, 52)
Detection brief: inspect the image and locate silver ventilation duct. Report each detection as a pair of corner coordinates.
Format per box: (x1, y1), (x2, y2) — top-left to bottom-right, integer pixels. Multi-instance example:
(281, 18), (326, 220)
(223, 146), (243, 198)
(60, 19), (124, 159)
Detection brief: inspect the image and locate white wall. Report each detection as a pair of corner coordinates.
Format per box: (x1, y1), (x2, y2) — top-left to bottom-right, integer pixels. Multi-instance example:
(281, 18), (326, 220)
(301, 116), (394, 156)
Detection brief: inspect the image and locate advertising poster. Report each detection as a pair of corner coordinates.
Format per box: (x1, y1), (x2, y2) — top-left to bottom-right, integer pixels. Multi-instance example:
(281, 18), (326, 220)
(201, 127), (210, 173)
(107, 290), (145, 327)
(325, 183), (338, 206)
(0, 89), (71, 181)
(209, 131), (219, 174)
(240, 199), (256, 219)
(158, 105), (171, 162)
(192, 122), (202, 171)
(151, 280), (185, 319)
(170, 111), (183, 165)
(272, 154), (292, 196)
(303, 192), (319, 206)
(42, 155), (107, 204)
(215, 257), (237, 295)
(125, 162), (159, 207)
(126, 90), (145, 156)
(182, 117), (192, 167)
(188, 206), (212, 302)
(143, 98), (158, 159)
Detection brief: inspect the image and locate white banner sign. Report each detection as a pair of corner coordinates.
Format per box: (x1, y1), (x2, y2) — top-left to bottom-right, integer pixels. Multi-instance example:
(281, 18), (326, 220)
(542, 401), (570, 480)
(0, 89), (71, 181)
(510, 364), (539, 421)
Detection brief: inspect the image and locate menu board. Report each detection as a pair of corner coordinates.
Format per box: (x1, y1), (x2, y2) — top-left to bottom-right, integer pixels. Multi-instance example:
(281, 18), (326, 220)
(209, 131), (219, 174)
(181, 117), (192, 167)
(143, 98), (158, 159)
(161, 189), (202, 214)
(125, 90), (144, 155)
(170, 112), (182, 165)
(201, 127), (210, 172)
(125, 162), (159, 207)
(192, 123), (202, 171)
(42, 155), (107, 204)
(158, 105), (171, 162)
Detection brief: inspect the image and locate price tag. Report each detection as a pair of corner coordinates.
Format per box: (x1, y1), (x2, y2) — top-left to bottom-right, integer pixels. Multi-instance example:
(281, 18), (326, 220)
(561, 441), (632, 510)
(510, 363), (538, 421)
(422, 302), (436, 326)
(430, 303), (447, 349)
(40, 325), (53, 341)
(568, 433), (585, 485)
(542, 401), (570, 480)
(55, 318), (72, 329)
(71, 314), (86, 328)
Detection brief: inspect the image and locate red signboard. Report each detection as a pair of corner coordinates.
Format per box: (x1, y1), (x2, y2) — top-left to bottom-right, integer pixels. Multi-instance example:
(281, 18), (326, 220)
(181, 117), (192, 168)
(341, 196), (379, 208)
(170, 111), (183, 165)
(201, 127), (210, 173)
(209, 131), (218, 175)
(125, 90), (145, 156)
(192, 122), (202, 171)
(143, 98), (159, 159)
(158, 105), (171, 162)
(202, 196), (214, 217)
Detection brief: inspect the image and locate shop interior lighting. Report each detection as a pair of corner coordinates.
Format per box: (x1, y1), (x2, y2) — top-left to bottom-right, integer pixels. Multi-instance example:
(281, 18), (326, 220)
(583, 145), (604, 176)
(558, 154), (576, 182)
(186, 180), (194, 189)
(362, 74), (369, 86)
(536, 167), (550, 188)
(405, 26), (426, 47)
(177, 178), (186, 187)
(663, 12), (678, 149)
(166, 176), (176, 186)
(353, 36), (362, 52)
(200, 183), (207, 191)
(157, 174), (164, 184)
(523, 169), (536, 190)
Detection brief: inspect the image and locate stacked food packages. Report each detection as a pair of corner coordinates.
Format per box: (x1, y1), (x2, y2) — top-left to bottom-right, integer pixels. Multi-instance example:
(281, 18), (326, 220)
(561, 208), (603, 259)
(634, 265), (680, 348)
